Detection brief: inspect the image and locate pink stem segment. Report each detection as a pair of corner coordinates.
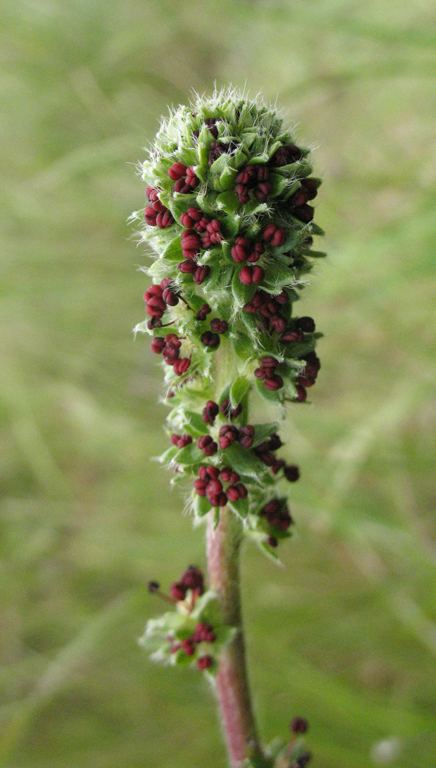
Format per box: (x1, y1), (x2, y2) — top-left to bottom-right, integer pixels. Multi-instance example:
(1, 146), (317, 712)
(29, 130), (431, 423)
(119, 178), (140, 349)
(207, 510), (264, 768)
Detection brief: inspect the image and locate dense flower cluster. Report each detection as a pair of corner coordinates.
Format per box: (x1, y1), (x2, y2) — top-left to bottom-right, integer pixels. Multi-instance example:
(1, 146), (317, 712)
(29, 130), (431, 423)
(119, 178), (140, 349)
(136, 89), (322, 768)
(134, 90), (324, 558)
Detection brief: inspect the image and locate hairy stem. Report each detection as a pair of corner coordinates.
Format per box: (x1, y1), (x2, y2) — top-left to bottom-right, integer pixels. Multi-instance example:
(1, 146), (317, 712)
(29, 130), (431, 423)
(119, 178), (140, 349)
(207, 509), (265, 767)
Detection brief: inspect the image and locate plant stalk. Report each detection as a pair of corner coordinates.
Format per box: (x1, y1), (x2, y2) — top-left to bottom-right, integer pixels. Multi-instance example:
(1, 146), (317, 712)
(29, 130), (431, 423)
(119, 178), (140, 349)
(207, 510), (265, 767)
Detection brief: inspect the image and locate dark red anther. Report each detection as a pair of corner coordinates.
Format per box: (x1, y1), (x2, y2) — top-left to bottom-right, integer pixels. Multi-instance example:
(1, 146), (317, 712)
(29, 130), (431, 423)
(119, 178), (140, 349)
(262, 223), (285, 246)
(293, 204), (314, 223)
(218, 425), (239, 450)
(271, 459), (286, 475)
(170, 582), (186, 601)
(206, 479), (223, 499)
(281, 329), (304, 343)
(197, 655), (214, 670)
(294, 384), (307, 402)
(181, 565), (204, 593)
(146, 186), (160, 203)
(210, 318), (228, 334)
(201, 331), (220, 349)
(156, 209), (174, 228)
(231, 237), (250, 263)
(296, 316), (316, 333)
(168, 162), (187, 180)
(193, 623), (216, 643)
(197, 435), (218, 456)
(196, 303), (212, 321)
(264, 375), (284, 391)
(181, 639), (196, 656)
(194, 265), (210, 284)
(151, 337), (165, 354)
(173, 358), (191, 376)
(247, 242), (264, 263)
(260, 356), (279, 370)
(227, 484), (241, 502)
(178, 260), (196, 273)
(270, 316), (286, 333)
(181, 231), (202, 257)
(284, 464), (300, 482)
(255, 181), (272, 201)
(202, 400), (219, 425)
(239, 265), (264, 285)
(220, 467), (240, 484)
(194, 478), (208, 496)
(219, 399), (243, 420)
(239, 425), (255, 449)
(290, 717), (309, 734)
(199, 465), (220, 482)
(268, 434), (283, 450)
(270, 144), (303, 166)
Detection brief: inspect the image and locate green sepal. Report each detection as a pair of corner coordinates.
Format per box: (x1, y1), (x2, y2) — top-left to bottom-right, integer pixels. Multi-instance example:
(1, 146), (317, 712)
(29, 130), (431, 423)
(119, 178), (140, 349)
(173, 443), (204, 467)
(158, 445), (178, 464)
(232, 332), (255, 362)
(183, 410), (209, 437)
(162, 235), (183, 262)
(216, 190), (239, 213)
(252, 423), (279, 447)
(229, 375), (250, 408)
(194, 494), (212, 518)
(221, 443), (266, 480)
(255, 379), (285, 404)
(167, 194), (198, 224)
(228, 497), (249, 519)
(231, 269), (255, 307)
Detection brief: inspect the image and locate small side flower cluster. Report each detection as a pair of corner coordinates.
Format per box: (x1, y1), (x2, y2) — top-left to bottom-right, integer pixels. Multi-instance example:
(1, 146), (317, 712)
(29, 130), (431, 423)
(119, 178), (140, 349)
(134, 89), (324, 559)
(141, 566), (235, 674)
(243, 716), (312, 768)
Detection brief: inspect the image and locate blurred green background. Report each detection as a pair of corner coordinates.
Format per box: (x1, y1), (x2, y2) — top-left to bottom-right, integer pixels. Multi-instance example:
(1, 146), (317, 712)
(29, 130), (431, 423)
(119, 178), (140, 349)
(1, 1), (435, 767)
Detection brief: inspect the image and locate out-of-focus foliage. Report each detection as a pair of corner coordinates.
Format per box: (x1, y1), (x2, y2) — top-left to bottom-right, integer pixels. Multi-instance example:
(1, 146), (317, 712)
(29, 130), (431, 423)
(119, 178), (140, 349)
(0, 1), (434, 767)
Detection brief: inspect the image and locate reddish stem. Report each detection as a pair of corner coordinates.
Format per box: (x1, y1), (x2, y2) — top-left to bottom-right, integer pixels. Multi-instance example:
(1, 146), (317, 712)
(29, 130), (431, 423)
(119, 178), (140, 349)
(207, 510), (265, 768)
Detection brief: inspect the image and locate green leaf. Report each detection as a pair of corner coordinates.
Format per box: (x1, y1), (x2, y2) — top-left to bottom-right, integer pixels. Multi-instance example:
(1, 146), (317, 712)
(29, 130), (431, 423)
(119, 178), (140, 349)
(230, 376), (250, 408)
